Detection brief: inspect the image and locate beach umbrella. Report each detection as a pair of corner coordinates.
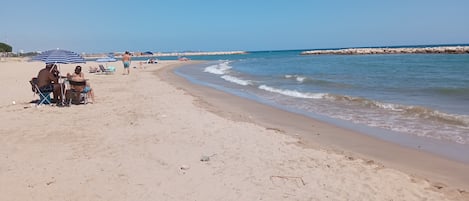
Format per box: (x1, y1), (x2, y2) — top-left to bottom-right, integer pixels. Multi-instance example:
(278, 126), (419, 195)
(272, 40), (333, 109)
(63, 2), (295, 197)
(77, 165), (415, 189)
(30, 49), (85, 105)
(96, 56), (117, 69)
(31, 49), (85, 64)
(143, 51), (153, 55)
(96, 57), (117, 62)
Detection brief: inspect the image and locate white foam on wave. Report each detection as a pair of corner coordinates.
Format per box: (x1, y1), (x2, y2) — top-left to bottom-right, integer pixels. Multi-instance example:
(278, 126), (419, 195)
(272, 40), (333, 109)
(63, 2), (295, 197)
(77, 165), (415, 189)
(326, 94), (469, 128)
(221, 75), (252, 86)
(285, 74), (307, 83)
(203, 61), (232, 75)
(296, 76), (307, 82)
(259, 85), (326, 99)
(372, 101), (469, 127)
(325, 94), (406, 112)
(375, 102), (404, 111)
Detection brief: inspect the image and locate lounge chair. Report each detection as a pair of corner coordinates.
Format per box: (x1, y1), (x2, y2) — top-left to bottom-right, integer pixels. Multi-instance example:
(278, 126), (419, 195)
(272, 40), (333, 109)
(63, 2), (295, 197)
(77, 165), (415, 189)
(29, 77), (52, 105)
(98, 64), (115, 74)
(145, 58), (158, 64)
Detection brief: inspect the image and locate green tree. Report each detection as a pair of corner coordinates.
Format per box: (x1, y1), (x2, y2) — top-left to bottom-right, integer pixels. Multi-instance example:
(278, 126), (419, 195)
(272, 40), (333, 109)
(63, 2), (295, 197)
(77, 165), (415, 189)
(0, 42), (12, 52)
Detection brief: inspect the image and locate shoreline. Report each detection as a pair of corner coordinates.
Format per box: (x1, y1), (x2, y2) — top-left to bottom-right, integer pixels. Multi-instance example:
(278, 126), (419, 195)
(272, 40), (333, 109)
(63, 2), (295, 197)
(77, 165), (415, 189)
(159, 62), (469, 190)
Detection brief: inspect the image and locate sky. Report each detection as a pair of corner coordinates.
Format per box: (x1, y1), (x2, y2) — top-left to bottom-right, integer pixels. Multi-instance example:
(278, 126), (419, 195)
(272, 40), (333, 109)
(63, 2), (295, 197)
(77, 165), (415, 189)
(1, 0), (469, 53)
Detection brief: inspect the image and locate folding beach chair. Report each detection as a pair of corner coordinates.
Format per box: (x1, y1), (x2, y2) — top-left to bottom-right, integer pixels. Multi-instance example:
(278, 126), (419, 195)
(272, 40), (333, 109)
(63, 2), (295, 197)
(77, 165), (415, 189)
(67, 80), (89, 105)
(29, 77), (52, 105)
(98, 64), (115, 74)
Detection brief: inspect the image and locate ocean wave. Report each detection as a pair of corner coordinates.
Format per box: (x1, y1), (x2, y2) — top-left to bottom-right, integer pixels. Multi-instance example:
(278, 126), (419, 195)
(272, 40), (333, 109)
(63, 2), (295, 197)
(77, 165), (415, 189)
(284, 74), (352, 88)
(285, 74), (307, 83)
(326, 94), (469, 127)
(402, 106), (469, 127)
(221, 75), (252, 86)
(430, 87), (469, 96)
(325, 94), (389, 108)
(258, 85), (326, 99)
(203, 61), (232, 75)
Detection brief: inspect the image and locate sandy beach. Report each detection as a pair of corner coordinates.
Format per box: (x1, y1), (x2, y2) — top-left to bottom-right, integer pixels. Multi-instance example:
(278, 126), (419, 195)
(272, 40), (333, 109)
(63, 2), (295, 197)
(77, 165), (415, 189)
(0, 59), (468, 201)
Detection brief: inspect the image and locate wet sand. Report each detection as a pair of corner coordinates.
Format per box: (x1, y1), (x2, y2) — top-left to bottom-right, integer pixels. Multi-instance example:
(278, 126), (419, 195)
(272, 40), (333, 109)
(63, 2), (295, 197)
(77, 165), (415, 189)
(159, 62), (469, 190)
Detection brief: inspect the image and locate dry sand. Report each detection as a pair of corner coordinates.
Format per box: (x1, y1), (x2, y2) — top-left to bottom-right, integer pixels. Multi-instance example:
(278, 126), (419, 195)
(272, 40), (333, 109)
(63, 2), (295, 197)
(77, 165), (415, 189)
(0, 59), (468, 201)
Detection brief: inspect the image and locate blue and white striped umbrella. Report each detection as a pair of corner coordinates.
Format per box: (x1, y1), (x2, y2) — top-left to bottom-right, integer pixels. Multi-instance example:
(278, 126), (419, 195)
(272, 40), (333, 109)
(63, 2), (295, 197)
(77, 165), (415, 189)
(96, 57), (117, 62)
(31, 49), (85, 64)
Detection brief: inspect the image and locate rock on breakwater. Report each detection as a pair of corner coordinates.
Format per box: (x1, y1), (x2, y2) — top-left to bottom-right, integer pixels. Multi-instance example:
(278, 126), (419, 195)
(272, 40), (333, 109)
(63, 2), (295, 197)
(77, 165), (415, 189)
(301, 46), (469, 55)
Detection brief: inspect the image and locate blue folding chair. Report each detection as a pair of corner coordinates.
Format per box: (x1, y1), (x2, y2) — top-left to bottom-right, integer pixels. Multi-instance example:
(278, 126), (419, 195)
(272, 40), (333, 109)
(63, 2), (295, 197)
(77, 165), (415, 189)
(30, 78), (52, 105)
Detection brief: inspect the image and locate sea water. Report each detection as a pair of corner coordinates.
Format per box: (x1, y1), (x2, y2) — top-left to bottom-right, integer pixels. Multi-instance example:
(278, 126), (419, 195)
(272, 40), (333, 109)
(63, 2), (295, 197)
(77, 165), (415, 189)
(171, 49), (469, 162)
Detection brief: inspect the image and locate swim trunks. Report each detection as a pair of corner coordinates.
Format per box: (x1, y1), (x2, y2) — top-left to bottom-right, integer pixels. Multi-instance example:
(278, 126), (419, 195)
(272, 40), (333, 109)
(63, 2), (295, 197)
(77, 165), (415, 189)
(123, 61), (130, 68)
(83, 86), (91, 93)
(38, 84), (54, 92)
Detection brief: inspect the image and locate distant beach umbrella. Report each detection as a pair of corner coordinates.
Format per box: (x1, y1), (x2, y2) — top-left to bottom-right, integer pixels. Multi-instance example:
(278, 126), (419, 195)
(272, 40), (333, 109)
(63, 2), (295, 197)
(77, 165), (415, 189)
(31, 49), (85, 64)
(143, 51), (153, 55)
(96, 57), (117, 62)
(96, 56), (117, 69)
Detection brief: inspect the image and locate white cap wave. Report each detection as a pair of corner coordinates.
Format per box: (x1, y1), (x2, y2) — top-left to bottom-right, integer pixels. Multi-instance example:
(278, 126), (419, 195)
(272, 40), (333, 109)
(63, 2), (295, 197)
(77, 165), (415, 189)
(221, 75), (252, 86)
(204, 61), (232, 75)
(285, 74), (307, 83)
(259, 85), (326, 99)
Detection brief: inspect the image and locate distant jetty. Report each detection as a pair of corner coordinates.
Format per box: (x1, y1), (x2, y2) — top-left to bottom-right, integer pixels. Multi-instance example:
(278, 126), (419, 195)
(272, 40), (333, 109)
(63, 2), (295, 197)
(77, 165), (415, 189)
(85, 51), (247, 59)
(152, 51), (247, 57)
(301, 46), (469, 55)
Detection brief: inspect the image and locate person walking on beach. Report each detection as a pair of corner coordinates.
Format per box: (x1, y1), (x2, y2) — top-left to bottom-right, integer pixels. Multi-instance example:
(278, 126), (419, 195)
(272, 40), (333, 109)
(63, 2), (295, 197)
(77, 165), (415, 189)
(122, 51), (131, 75)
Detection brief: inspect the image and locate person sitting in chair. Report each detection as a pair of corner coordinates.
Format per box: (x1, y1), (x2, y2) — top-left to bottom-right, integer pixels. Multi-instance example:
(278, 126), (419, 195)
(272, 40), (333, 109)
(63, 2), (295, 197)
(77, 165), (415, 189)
(66, 66), (95, 103)
(37, 63), (65, 105)
(88, 66), (98, 73)
(148, 58), (157, 64)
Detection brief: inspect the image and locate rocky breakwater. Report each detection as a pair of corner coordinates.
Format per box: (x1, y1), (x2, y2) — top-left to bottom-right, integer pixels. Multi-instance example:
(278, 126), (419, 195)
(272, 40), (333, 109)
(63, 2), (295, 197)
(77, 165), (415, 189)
(301, 46), (469, 55)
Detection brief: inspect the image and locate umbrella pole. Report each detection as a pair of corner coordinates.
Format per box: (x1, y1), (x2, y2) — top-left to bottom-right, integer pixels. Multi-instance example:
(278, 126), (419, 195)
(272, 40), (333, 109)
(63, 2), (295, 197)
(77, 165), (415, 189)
(49, 62), (65, 105)
(56, 62), (66, 105)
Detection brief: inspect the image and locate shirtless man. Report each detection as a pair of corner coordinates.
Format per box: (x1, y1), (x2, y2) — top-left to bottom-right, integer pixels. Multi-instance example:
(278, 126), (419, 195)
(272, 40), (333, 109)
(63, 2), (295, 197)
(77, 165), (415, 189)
(122, 51), (131, 75)
(37, 64), (64, 104)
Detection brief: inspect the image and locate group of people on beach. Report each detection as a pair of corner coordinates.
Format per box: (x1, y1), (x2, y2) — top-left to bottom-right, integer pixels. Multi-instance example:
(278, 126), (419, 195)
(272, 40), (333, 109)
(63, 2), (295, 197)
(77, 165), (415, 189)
(36, 64), (95, 106)
(33, 51), (144, 106)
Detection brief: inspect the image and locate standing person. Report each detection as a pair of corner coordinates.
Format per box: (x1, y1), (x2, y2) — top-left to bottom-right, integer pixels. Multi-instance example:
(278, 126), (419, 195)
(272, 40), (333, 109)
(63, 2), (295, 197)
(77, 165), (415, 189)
(122, 51), (131, 75)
